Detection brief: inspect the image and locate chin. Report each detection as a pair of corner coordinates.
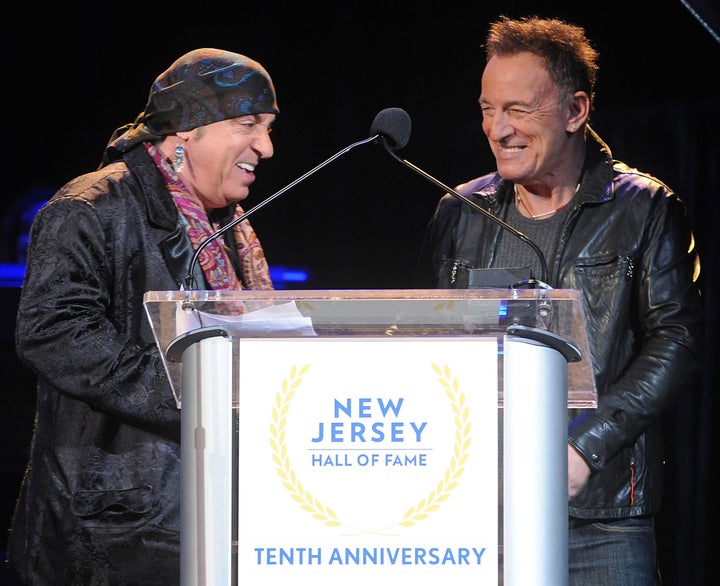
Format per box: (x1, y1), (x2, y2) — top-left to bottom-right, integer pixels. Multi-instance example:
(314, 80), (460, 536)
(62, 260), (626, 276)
(228, 193), (250, 205)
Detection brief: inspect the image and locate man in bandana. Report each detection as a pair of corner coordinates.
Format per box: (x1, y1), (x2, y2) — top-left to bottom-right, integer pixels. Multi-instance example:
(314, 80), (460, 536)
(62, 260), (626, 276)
(7, 49), (279, 584)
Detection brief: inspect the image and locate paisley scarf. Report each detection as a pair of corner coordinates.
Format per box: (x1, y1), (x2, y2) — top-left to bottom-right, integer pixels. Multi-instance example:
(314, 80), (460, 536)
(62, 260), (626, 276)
(145, 142), (273, 291)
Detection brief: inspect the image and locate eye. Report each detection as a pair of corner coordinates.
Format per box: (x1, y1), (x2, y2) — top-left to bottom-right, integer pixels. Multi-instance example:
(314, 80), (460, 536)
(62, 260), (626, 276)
(507, 107), (530, 118)
(232, 116), (261, 133)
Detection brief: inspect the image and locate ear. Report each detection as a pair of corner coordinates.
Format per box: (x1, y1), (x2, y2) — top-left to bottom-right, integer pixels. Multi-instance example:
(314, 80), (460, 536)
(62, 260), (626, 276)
(176, 130), (192, 141)
(567, 91), (590, 133)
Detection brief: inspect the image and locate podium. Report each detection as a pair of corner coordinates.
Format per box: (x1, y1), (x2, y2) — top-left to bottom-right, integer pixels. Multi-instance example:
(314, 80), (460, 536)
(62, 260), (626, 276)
(144, 288), (596, 586)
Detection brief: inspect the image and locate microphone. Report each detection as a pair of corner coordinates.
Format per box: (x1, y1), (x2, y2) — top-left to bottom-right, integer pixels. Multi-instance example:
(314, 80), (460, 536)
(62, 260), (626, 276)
(182, 109), (409, 290)
(370, 108), (549, 285)
(368, 107), (412, 151)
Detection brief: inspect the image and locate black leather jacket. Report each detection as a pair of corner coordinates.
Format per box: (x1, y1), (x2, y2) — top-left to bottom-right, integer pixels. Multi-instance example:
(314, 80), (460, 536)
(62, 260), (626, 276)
(415, 127), (704, 518)
(9, 146), (206, 584)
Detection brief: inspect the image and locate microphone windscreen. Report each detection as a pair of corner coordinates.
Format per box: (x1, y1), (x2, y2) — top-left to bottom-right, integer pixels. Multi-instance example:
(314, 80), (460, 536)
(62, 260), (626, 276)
(369, 107), (412, 150)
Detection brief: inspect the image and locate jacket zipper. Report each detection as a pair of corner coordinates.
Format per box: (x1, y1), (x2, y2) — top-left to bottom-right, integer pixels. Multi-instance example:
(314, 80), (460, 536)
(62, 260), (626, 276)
(624, 255), (635, 280)
(450, 261), (458, 285)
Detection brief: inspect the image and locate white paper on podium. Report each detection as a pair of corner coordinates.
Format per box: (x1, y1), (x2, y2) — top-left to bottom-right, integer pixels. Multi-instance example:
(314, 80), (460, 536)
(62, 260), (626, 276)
(177, 300), (317, 337)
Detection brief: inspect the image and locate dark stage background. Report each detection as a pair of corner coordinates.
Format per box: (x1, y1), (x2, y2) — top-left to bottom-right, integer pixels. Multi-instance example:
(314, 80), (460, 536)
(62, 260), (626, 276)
(2, 2), (718, 584)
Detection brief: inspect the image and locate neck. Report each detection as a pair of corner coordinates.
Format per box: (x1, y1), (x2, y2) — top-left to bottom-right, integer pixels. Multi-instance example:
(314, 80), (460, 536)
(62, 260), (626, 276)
(514, 182), (579, 220)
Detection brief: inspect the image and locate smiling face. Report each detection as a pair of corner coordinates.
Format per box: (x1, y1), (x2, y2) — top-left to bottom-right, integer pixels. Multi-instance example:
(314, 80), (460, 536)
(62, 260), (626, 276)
(172, 113), (276, 211)
(479, 52), (584, 192)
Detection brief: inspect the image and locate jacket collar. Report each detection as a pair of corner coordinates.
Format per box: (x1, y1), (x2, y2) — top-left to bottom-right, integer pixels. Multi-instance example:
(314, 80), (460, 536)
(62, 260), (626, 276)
(123, 146), (179, 231)
(577, 125), (615, 205)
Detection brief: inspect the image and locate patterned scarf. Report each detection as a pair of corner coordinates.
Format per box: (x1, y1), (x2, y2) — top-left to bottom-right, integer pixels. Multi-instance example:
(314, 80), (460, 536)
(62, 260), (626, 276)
(145, 143), (273, 291)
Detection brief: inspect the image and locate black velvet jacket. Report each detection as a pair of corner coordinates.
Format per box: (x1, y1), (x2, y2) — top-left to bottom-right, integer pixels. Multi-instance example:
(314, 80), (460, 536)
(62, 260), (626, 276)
(415, 128), (704, 518)
(8, 146), (202, 584)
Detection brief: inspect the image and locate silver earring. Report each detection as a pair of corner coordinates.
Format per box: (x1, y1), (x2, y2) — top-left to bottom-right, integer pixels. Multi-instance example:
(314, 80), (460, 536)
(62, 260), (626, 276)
(173, 145), (185, 173)
(569, 125), (576, 132)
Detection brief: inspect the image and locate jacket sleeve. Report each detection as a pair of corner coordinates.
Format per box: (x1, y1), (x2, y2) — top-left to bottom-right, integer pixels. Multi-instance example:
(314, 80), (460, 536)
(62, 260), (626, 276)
(15, 191), (181, 431)
(568, 188), (704, 471)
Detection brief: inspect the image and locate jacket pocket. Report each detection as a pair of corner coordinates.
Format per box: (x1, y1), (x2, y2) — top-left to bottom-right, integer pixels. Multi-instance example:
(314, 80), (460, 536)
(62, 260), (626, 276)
(574, 253), (636, 314)
(71, 486), (153, 526)
(57, 441), (181, 531)
(575, 253), (636, 280)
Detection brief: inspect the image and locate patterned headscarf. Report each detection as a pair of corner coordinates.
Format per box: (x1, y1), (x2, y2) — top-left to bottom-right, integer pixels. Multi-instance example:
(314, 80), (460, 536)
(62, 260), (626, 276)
(102, 48), (278, 165)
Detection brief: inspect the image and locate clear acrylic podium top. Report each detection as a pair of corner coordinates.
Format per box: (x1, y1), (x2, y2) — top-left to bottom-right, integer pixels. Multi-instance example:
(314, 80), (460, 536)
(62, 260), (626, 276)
(144, 288), (597, 408)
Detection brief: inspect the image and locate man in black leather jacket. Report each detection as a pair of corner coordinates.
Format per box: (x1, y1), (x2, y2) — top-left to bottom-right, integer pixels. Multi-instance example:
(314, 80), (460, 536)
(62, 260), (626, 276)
(7, 49), (279, 584)
(415, 16), (703, 585)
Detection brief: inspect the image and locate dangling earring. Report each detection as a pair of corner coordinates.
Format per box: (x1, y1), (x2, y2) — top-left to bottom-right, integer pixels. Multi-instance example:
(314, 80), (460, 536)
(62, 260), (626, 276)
(173, 145), (185, 173)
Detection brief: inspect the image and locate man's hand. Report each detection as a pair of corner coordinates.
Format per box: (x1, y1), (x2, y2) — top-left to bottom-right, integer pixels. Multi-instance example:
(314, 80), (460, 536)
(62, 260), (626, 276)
(568, 444), (591, 499)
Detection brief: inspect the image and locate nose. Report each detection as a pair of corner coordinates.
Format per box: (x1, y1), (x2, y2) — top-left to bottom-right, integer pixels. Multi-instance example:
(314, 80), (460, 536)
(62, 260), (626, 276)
(483, 111), (512, 142)
(253, 128), (274, 159)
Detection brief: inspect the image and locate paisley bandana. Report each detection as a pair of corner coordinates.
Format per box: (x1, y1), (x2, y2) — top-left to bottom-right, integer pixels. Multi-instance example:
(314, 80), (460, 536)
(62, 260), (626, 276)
(145, 143), (273, 292)
(102, 49), (278, 166)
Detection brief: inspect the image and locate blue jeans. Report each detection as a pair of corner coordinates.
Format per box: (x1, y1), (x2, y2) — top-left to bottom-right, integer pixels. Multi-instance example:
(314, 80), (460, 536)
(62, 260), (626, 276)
(568, 516), (660, 585)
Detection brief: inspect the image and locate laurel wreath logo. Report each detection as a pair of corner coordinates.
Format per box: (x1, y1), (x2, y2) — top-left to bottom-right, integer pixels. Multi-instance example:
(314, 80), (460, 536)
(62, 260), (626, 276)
(269, 362), (471, 531)
(399, 363), (471, 527)
(269, 364), (340, 528)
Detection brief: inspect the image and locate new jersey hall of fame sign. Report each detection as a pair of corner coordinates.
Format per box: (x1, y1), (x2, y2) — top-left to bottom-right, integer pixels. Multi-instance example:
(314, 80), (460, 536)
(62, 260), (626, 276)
(236, 336), (499, 585)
